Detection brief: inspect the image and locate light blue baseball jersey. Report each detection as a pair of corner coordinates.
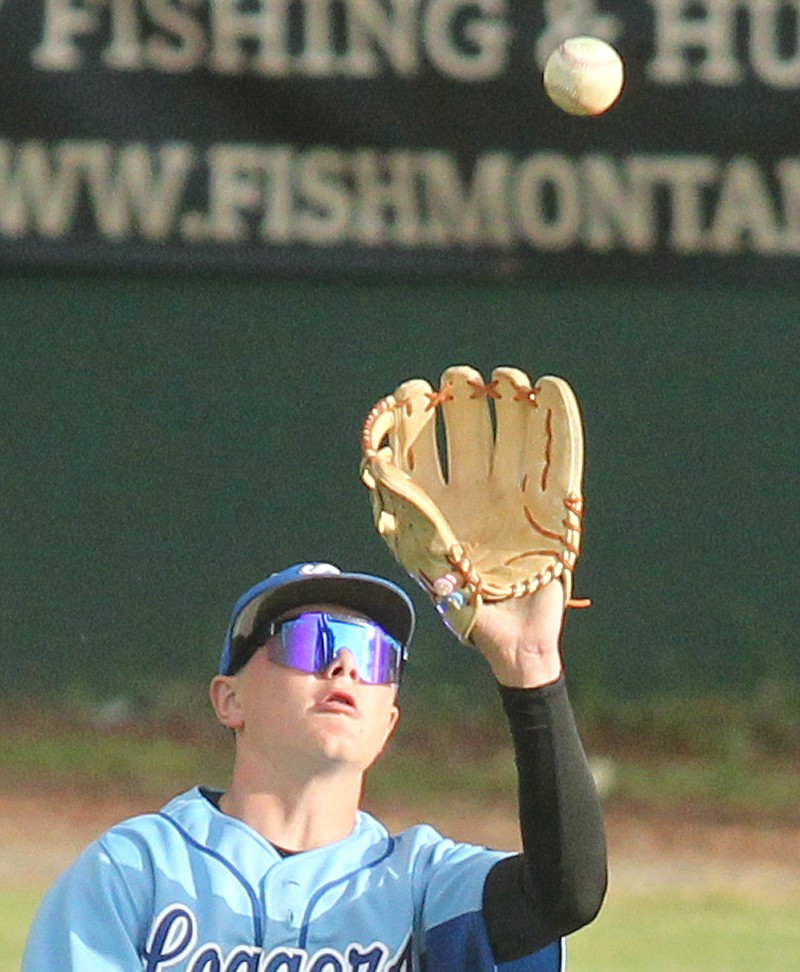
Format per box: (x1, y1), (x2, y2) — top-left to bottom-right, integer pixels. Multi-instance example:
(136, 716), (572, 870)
(23, 787), (564, 971)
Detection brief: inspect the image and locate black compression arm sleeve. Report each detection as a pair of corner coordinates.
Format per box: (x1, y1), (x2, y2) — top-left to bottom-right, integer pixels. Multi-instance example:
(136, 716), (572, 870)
(482, 677), (608, 963)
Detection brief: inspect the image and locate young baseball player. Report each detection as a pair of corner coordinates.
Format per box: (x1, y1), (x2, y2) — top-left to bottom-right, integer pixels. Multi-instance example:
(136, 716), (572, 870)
(23, 561), (606, 971)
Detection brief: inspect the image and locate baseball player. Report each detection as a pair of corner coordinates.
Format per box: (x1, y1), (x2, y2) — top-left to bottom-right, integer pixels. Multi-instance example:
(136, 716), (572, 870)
(23, 365), (607, 971)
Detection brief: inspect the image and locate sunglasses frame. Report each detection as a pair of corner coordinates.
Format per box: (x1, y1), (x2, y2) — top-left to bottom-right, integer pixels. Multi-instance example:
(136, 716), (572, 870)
(262, 611), (406, 685)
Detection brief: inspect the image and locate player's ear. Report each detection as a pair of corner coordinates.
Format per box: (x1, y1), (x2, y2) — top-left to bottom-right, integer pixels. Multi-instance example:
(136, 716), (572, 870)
(382, 703), (400, 749)
(367, 703), (401, 771)
(209, 675), (244, 732)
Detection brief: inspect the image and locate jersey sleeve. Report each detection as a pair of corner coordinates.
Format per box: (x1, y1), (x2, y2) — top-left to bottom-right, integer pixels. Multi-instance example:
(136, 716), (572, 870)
(412, 832), (563, 972)
(22, 831), (153, 971)
(414, 833), (502, 972)
(417, 677), (605, 972)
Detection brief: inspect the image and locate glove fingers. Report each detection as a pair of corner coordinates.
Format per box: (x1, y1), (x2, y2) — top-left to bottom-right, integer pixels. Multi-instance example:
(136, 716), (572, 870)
(392, 378), (446, 492)
(525, 376), (584, 499)
(490, 366), (537, 487)
(439, 365), (494, 487)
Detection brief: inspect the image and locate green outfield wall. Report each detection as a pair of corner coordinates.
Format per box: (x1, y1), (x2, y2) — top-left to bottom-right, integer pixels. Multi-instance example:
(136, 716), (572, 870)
(1, 273), (797, 700)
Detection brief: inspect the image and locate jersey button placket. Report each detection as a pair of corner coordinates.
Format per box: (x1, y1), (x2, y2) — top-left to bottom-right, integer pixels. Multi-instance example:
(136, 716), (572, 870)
(284, 878), (301, 924)
(263, 869), (304, 933)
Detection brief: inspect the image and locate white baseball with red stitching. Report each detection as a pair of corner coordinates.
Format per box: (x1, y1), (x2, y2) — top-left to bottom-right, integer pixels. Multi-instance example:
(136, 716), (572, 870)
(543, 36), (624, 117)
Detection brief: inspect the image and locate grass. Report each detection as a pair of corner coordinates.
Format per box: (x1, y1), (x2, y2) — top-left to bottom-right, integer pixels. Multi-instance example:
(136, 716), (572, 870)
(568, 891), (800, 972)
(8, 887), (800, 972)
(0, 730), (232, 799)
(0, 690), (234, 800)
(4, 716), (798, 819)
(1, 890), (41, 972)
(2, 684), (799, 817)
(608, 758), (800, 818)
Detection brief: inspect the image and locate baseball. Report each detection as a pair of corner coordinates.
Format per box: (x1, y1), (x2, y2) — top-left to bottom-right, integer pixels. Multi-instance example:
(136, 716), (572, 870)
(543, 36), (625, 116)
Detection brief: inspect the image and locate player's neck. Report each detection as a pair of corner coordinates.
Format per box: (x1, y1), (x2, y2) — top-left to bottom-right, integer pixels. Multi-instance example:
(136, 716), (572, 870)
(220, 763), (364, 851)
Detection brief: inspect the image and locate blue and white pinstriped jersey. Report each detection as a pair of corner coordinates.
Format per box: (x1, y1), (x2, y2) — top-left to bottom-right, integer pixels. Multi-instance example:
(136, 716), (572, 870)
(23, 787), (564, 972)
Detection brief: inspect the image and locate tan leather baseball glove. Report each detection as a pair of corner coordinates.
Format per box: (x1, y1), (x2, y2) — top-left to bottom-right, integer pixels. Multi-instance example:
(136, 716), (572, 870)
(361, 365), (587, 642)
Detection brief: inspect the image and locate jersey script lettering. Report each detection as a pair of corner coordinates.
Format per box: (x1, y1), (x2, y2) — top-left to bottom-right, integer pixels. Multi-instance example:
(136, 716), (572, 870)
(145, 906), (413, 972)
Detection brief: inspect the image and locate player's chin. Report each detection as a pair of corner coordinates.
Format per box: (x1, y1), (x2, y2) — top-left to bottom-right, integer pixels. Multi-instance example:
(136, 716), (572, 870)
(313, 730), (386, 771)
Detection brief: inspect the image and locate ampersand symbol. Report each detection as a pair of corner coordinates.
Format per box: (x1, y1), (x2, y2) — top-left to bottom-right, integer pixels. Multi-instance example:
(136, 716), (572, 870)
(535, 0), (622, 68)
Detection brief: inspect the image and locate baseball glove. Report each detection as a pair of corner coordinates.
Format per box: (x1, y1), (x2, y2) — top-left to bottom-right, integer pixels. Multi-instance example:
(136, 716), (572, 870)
(360, 365), (587, 642)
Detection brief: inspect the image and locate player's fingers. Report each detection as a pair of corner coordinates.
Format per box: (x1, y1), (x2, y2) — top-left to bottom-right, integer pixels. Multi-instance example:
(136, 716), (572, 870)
(392, 377), (446, 493)
(439, 365), (494, 487)
(525, 376), (584, 499)
(529, 376), (586, 575)
(490, 366), (535, 488)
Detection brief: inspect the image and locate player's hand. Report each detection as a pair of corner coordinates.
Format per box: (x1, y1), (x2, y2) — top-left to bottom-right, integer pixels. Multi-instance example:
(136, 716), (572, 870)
(469, 580), (565, 689)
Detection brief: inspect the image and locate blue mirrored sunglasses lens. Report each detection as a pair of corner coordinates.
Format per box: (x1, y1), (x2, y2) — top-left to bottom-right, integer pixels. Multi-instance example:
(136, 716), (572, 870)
(270, 613), (403, 684)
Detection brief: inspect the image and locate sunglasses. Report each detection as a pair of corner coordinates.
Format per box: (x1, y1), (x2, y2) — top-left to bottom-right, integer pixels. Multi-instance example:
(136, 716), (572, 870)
(262, 612), (406, 685)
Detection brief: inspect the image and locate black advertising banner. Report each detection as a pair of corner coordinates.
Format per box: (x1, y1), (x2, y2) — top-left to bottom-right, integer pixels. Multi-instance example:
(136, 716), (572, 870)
(1, 0), (799, 280)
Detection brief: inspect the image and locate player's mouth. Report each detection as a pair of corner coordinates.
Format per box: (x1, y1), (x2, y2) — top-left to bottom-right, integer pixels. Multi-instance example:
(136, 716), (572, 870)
(314, 690), (359, 716)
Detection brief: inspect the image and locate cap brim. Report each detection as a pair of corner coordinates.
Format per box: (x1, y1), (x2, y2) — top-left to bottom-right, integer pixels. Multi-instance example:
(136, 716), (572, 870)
(244, 572), (415, 647)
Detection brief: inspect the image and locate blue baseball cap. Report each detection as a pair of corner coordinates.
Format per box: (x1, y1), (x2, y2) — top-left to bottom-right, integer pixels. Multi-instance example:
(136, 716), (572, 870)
(219, 562), (415, 676)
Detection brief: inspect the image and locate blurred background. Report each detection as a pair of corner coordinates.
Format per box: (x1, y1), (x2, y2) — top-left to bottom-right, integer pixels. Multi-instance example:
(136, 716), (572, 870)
(3, 278), (798, 701)
(2, 2), (799, 969)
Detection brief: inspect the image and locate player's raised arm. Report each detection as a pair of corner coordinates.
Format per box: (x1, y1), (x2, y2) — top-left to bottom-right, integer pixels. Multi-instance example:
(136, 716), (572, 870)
(362, 364), (608, 962)
(476, 580), (608, 961)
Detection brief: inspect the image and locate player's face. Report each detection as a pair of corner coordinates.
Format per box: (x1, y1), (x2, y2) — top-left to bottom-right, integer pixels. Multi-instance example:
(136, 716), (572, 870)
(212, 604), (401, 775)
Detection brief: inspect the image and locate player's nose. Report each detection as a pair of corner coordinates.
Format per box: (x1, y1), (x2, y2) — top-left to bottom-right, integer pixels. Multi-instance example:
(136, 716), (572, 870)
(324, 648), (360, 682)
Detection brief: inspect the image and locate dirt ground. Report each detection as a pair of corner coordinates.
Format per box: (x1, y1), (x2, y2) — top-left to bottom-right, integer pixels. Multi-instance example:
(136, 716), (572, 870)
(4, 784), (800, 904)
